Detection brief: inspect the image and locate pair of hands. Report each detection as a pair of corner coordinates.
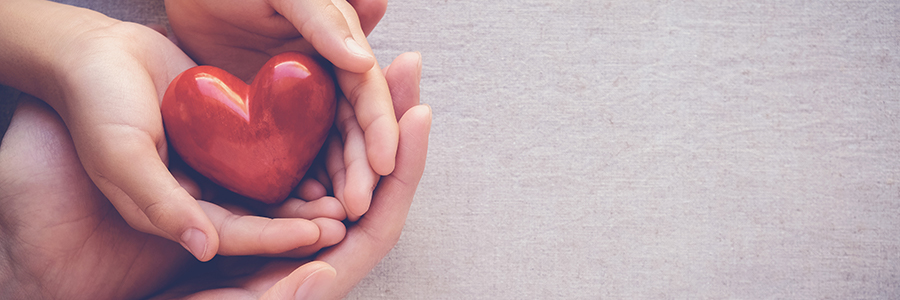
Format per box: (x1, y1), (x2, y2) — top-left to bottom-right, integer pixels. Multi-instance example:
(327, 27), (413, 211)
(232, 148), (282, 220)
(0, 54), (427, 298)
(0, 0), (428, 298)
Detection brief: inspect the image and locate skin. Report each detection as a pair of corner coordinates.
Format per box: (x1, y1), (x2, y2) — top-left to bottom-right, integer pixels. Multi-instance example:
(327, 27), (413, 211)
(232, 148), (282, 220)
(165, 0), (396, 221)
(0, 0), (387, 262)
(1, 0), (217, 261)
(0, 52), (428, 299)
(0, 0), (428, 297)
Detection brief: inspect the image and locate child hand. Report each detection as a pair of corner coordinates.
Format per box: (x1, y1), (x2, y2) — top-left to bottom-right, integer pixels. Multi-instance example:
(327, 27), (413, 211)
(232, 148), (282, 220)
(0, 0), (341, 261)
(155, 51), (429, 300)
(166, 0), (398, 219)
(0, 51), (427, 299)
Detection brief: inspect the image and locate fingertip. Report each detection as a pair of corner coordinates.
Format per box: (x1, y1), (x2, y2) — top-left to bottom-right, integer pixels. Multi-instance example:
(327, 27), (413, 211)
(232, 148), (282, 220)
(343, 37), (376, 70)
(366, 117), (399, 176)
(300, 260), (335, 273)
(174, 194), (220, 262)
(384, 52), (423, 120)
(294, 219), (323, 246)
(391, 104), (432, 184)
(406, 105), (433, 133)
(414, 103), (434, 122)
(181, 227), (215, 261)
(290, 196), (347, 221)
(293, 262), (337, 300)
(271, 0), (374, 73)
(345, 187), (373, 221)
(400, 104), (434, 135)
(261, 261), (336, 300)
(209, 212), (324, 256)
(187, 205), (221, 261)
(271, 216), (345, 258)
(349, 0), (388, 36)
(294, 177), (328, 200)
(312, 217), (347, 247)
(344, 169), (376, 220)
(367, 143), (396, 176)
(323, 37), (376, 74)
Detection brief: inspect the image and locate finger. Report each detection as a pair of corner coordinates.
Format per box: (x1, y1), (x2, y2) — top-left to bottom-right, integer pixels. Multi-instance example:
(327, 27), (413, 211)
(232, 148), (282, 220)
(277, 217), (346, 257)
(319, 0), (399, 177)
(336, 66), (399, 176)
(361, 105), (431, 237)
(334, 96), (378, 220)
(314, 53), (426, 297)
(76, 122), (219, 262)
(197, 201), (322, 256)
(344, 51), (421, 184)
(330, 0), (399, 176)
(260, 261), (336, 300)
(331, 51), (419, 187)
(269, 0), (375, 73)
(294, 177), (328, 201)
(324, 125), (347, 192)
(269, 196), (347, 221)
(318, 103), (431, 298)
(55, 24), (219, 261)
(385, 52), (423, 120)
(347, 0), (388, 36)
(207, 200), (346, 258)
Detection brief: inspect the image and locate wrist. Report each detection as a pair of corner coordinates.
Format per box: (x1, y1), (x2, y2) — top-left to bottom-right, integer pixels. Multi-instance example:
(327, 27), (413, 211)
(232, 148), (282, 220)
(0, 1), (117, 107)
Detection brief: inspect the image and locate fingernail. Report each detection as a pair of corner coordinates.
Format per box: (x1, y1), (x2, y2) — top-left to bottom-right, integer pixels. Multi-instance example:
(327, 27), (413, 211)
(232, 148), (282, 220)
(415, 51), (423, 70)
(345, 37), (373, 60)
(294, 266), (337, 300)
(181, 228), (208, 260)
(415, 51), (423, 84)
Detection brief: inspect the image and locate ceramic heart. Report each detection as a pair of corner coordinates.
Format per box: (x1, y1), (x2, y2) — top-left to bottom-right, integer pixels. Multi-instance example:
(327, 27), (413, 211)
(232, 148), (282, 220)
(161, 52), (335, 204)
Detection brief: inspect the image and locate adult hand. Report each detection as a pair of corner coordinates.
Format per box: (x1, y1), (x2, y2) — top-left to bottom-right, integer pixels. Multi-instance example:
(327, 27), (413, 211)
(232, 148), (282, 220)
(0, 0), (337, 261)
(0, 96), (342, 299)
(165, 0), (398, 220)
(0, 95), (191, 299)
(156, 51), (428, 300)
(0, 96), (349, 299)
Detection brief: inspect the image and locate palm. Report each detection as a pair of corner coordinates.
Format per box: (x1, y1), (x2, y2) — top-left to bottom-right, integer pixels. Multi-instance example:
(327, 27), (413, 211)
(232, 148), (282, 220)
(0, 99), (190, 299)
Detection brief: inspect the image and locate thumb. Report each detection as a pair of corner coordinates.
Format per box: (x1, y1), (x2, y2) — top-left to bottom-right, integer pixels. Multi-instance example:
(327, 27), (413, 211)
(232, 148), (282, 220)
(261, 261), (337, 300)
(78, 126), (219, 261)
(270, 0), (375, 73)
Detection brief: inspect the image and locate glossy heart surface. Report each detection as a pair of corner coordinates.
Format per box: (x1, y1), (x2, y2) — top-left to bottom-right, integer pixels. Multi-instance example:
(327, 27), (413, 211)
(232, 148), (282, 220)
(161, 52), (335, 204)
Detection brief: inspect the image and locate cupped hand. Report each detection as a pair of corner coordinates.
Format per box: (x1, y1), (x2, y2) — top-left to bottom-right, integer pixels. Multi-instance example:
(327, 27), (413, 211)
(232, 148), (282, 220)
(0, 51), (427, 300)
(0, 95), (191, 299)
(153, 51), (428, 300)
(0, 95), (347, 299)
(165, 0), (398, 220)
(165, 0), (385, 77)
(0, 0), (340, 262)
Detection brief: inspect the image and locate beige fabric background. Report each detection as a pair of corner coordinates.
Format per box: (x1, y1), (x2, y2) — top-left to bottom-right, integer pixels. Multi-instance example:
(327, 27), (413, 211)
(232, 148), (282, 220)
(56, 0), (900, 298)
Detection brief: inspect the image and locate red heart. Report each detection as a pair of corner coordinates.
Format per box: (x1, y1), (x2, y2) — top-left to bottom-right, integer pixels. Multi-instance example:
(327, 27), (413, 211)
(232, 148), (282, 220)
(161, 52), (335, 204)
